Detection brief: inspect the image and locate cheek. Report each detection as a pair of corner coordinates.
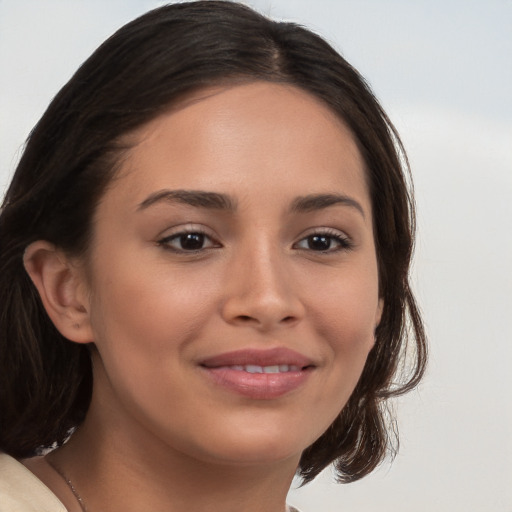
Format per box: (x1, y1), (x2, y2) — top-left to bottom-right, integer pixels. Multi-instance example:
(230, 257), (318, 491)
(85, 261), (216, 431)
(315, 263), (379, 343)
(87, 257), (215, 367)
(307, 263), (380, 391)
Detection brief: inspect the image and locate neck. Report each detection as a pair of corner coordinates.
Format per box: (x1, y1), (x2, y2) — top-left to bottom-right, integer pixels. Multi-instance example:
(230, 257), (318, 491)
(50, 396), (300, 512)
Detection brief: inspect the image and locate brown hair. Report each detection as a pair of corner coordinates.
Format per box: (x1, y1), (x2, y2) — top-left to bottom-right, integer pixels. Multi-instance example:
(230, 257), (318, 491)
(0, 1), (426, 483)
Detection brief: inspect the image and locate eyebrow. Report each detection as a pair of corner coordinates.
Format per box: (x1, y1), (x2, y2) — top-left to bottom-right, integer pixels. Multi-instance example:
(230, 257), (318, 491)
(290, 193), (366, 218)
(137, 189), (365, 218)
(137, 189), (237, 211)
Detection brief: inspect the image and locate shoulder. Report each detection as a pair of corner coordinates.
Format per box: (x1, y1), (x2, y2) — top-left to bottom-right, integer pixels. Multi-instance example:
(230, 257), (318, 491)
(0, 452), (67, 512)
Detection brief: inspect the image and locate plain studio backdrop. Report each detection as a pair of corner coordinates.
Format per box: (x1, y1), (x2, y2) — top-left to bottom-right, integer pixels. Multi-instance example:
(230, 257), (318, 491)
(1, 1), (511, 511)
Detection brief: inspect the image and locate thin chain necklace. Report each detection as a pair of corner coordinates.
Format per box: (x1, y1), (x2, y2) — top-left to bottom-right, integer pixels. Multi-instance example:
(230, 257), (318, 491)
(46, 457), (88, 512)
(46, 456), (298, 512)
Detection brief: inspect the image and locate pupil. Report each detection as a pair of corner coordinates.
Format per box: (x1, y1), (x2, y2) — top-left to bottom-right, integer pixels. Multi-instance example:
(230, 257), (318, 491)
(181, 233), (204, 250)
(308, 235), (330, 251)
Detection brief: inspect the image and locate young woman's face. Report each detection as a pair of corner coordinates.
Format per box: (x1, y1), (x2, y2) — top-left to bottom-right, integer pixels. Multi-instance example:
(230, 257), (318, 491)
(83, 82), (382, 467)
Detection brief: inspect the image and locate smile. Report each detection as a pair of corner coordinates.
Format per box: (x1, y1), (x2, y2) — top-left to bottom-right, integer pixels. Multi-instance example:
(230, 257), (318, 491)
(199, 348), (314, 399)
(223, 364), (301, 373)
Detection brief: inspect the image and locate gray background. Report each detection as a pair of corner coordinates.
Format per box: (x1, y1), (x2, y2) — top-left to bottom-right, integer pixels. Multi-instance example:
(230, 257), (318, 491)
(1, 1), (511, 510)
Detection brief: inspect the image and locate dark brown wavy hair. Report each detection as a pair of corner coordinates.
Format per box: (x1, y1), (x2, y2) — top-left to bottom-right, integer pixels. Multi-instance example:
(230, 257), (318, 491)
(0, 1), (426, 484)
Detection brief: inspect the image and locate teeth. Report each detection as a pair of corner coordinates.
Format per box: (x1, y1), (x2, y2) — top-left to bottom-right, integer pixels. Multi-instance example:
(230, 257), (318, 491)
(229, 364), (300, 373)
(246, 365), (263, 374)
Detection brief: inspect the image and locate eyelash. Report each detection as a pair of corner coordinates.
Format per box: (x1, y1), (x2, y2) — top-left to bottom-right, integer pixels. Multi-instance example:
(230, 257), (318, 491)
(157, 228), (353, 254)
(157, 228), (220, 254)
(293, 228), (354, 253)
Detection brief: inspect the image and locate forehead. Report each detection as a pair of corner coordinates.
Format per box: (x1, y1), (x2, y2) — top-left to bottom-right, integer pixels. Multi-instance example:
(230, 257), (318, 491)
(108, 81), (370, 212)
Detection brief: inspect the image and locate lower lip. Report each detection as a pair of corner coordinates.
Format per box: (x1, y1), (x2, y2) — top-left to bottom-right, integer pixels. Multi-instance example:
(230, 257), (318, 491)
(201, 367), (312, 399)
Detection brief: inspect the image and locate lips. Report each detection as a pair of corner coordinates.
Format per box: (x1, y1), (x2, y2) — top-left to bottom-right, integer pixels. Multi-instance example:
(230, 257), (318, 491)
(199, 347), (314, 399)
(200, 347), (313, 369)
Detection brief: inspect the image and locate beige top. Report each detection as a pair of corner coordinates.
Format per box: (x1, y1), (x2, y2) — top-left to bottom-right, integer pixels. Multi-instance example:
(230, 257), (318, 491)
(0, 452), (67, 511)
(0, 452), (302, 512)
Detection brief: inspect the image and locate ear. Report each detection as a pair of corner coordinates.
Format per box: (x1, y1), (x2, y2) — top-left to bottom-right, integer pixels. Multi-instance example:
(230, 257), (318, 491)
(23, 240), (93, 344)
(371, 298), (384, 348)
(375, 298), (384, 328)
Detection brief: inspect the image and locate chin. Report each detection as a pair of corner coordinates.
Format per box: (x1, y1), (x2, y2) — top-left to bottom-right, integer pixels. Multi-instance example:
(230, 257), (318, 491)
(182, 423), (319, 468)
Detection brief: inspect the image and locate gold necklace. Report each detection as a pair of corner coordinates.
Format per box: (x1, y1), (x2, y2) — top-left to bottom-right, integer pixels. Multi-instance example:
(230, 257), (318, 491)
(46, 457), (88, 512)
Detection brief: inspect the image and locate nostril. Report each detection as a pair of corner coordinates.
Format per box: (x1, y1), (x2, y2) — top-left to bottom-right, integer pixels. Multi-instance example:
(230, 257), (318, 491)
(281, 316), (295, 323)
(237, 315), (253, 322)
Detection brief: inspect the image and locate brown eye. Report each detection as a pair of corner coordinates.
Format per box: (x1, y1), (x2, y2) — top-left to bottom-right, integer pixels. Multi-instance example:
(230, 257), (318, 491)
(159, 231), (219, 252)
(178, 233), (206, 251)
(294, 231), (353, 253)
(307, 235), (333, 251)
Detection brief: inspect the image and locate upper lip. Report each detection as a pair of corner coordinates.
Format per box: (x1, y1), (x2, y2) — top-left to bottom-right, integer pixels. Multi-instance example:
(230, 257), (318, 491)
(199, 347), (314, 369)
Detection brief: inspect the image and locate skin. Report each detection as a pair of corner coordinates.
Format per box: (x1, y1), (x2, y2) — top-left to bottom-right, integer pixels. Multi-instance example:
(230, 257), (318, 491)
(23, 82), (382, 512)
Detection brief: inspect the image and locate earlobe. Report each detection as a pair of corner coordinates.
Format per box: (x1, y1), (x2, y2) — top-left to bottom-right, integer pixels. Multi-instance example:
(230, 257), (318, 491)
(23, 240), (93, 344)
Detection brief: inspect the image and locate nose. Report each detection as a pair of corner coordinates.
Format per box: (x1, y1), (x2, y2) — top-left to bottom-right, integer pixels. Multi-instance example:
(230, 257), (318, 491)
(220, 243), (305, 331)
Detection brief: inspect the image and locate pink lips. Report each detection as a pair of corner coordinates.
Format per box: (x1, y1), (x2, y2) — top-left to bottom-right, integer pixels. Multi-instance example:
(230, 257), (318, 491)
(199, 347), (314, 399)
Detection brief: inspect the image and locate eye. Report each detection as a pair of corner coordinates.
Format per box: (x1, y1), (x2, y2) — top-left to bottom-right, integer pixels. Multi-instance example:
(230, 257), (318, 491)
(158, 230), (220, 253)
(294, 231), (353, 253)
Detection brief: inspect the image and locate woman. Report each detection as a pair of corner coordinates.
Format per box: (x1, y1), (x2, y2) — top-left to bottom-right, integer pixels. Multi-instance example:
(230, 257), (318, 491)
(0, 2), (427, 511)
